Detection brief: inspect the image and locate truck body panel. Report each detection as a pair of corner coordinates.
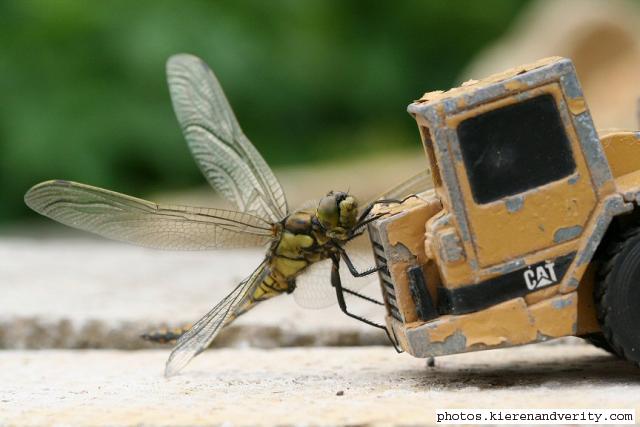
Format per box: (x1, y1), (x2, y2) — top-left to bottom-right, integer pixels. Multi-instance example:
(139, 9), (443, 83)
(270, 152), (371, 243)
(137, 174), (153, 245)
(370, 56), (639, 359)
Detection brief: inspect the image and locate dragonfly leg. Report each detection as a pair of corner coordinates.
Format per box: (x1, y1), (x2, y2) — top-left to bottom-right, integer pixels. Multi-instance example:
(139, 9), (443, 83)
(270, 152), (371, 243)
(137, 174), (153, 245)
(342, 287), (384, 306)
(349, 195), (418, 238)
(348, 214), (385, 239)
(340, 249), (382, 277)
(330, 255), (402, 353)
(355, 195), (418, 226)
(338, 248), (385, 305)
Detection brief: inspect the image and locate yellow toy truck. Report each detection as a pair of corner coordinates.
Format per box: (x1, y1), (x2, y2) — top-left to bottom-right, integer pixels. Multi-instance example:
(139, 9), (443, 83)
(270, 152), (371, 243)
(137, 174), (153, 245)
(369, 57), (640, 365)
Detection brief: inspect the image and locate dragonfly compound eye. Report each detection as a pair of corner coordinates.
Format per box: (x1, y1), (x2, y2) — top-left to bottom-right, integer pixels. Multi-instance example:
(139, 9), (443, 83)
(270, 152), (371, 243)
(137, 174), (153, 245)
(317, 194), (340, 230)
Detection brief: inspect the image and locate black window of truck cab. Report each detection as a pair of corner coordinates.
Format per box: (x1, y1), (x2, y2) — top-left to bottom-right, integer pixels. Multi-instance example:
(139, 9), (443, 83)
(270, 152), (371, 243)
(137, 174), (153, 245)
(456, 94), (576, 204)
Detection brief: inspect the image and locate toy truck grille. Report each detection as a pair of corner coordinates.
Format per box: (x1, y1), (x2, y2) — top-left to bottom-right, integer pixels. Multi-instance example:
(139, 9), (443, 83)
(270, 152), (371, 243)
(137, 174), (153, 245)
(368, 223), (402, 321)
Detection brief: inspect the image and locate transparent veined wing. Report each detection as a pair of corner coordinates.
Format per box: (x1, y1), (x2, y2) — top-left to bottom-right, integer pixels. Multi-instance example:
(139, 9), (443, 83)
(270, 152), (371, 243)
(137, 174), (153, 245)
(165, 259), (270, 376)
(24, 180), (275, 250)
(294, 249), (378, 309)
(294, 199), (318, 212)
(375, 169), (433, 203)
(167, 54), (288, 223)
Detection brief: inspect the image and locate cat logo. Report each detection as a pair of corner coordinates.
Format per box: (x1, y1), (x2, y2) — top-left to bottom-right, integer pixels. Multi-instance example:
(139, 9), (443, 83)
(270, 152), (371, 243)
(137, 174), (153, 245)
(523, 262), (557, 290)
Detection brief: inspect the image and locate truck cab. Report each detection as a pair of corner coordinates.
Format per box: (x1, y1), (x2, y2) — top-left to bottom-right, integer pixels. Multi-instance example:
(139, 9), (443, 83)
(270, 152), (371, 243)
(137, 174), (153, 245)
(369, 57), (640, 361)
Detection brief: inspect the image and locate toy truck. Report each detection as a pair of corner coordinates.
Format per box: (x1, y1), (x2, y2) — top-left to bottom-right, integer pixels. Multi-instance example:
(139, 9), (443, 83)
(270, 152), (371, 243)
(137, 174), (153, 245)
(369, 57), (640, 365)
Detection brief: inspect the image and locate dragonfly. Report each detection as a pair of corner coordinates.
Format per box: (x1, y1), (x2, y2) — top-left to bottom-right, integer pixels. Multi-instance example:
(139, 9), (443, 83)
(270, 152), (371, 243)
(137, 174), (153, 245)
(24, 54), (430, 377)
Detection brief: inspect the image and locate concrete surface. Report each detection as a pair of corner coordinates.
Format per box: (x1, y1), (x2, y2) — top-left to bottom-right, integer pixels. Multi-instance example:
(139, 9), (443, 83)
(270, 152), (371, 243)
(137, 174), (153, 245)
(0, 238), (388, 349)
(1, 345), (638, 426)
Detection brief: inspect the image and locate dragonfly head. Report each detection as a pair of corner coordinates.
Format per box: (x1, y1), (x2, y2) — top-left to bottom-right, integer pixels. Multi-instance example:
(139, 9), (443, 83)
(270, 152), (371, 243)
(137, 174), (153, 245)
(316, 191), (358, 241)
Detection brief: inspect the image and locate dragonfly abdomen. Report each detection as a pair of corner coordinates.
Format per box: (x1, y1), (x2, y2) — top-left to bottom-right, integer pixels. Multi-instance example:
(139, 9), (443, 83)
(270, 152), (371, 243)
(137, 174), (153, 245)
(233, 268), (294, 318)
(237, 209), (334, 316)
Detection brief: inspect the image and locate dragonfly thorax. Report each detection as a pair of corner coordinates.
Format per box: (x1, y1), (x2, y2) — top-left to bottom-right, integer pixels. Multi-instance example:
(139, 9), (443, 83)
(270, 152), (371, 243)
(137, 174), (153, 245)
(315, 191), (358, 241)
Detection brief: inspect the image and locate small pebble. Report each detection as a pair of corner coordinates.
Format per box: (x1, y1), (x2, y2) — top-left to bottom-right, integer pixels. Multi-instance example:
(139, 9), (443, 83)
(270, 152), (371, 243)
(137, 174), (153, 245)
(336, 390), (344, 396)
(427, 356), (435, 368)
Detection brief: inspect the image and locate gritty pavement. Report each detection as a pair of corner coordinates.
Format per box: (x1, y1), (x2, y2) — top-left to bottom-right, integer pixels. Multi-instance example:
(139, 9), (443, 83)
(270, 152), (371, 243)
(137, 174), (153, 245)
(2, 236), (639, 426)
(1, 345), (638, 426)
(0, 238), (387, 349)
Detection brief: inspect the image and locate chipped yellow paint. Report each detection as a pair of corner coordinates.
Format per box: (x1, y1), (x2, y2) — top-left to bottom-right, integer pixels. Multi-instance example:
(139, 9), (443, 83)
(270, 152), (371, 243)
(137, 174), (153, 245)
(433, 257), (475, 288)
(503, 79), (527, 92)
(372, 195), (444, 324)
(399, 293), (578, 357)
(422, 298), (537, 347)
(600, 131), (640, 178)
(385, 197), (442, 265)
(614, 169), (640, 198)
(420, 315), (456, 344)
(415, 57), (561, 104)
(426, 223), (475, 287)
(377, 192), (435, 218)
(529, 292), (577, 337)
(567, 97), (587, 115)
(461, 79), (479, 87)
(524, 284), (560, 305)
(380, 56), (638, 360)
(464, 299), (537, 347)
(559, 194), (630, 294)
(575, 263), (601, 335)
(435, 232), (579, 290)
(447, 84), (596, 268)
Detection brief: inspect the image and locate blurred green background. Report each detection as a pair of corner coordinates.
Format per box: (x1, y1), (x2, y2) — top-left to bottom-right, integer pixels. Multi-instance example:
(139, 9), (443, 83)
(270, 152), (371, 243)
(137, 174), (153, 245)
(0, 0), (529, 223)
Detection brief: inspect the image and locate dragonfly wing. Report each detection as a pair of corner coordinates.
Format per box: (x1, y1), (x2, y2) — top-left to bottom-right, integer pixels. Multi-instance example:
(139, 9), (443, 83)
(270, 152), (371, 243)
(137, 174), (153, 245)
(164, 260), (270, 376)
(167, 54), (288, 223)
(24, 180), (274, 250)
(293, 251), (378, 309)
(378, 170), (433, 200)
(379, 170), (433, 199)
(355, 170), (434, 221)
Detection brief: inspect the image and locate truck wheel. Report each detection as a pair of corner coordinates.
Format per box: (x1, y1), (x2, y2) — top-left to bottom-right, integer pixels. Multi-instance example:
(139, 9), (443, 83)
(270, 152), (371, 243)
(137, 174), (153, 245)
(583, 333), (618, 356)
(595, 225), (640, 366)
